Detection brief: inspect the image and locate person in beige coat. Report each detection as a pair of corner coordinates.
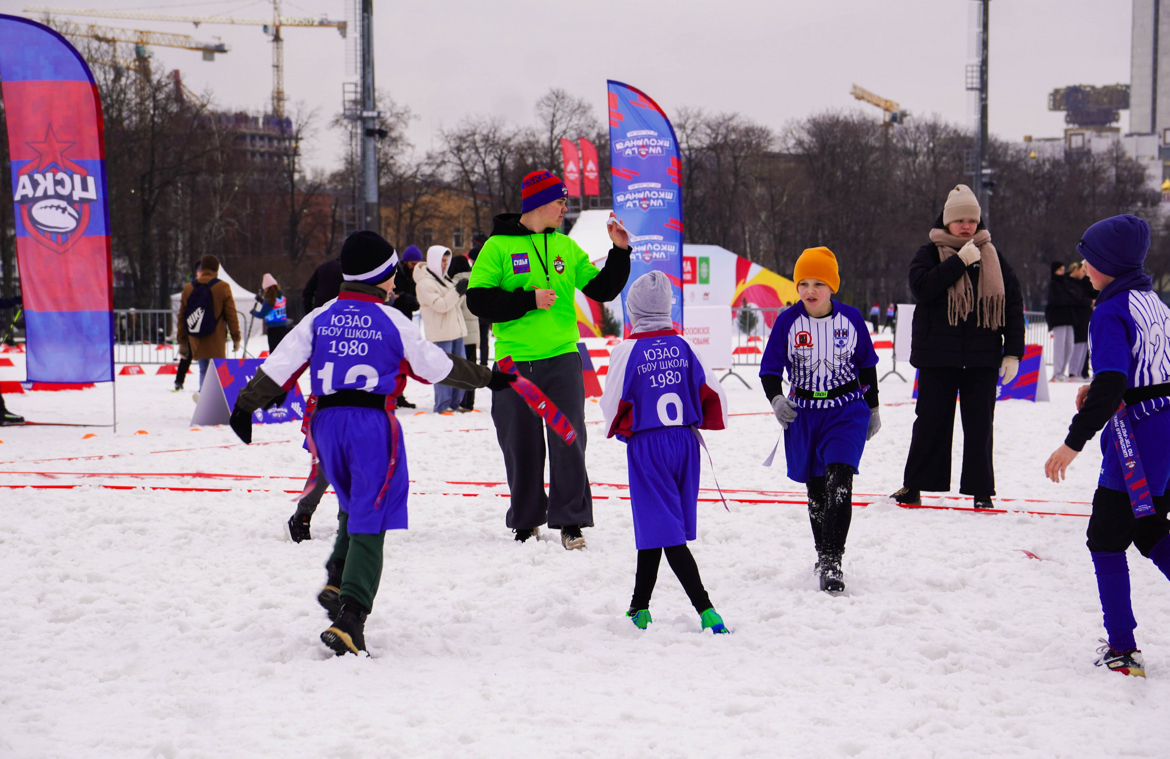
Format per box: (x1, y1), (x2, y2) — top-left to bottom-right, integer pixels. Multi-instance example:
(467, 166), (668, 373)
(415, 245), (468, 412)
(447, 253), (482, 410)
(177, 254), (241, 396)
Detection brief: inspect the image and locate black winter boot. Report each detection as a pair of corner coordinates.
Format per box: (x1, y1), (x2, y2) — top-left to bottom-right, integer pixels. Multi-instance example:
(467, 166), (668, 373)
(318, 561), (344, 620)
(891, 487), (920, 506)
(818, 554), (845, 594)
(321, 599), (369, 656)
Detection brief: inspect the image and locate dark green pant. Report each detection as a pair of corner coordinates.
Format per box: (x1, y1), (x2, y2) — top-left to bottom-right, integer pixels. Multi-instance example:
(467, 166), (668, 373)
(326, 511), (385, 612)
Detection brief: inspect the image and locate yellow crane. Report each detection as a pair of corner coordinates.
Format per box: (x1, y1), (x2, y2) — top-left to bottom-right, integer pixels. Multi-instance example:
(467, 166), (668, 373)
(850, 84), (905, 125)
(49, 20), (229, 60)
(24, 2), (346, 117)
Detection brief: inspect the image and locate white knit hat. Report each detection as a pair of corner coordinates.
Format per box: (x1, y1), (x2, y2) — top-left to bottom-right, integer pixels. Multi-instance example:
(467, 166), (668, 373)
(943, 184), (981, 226)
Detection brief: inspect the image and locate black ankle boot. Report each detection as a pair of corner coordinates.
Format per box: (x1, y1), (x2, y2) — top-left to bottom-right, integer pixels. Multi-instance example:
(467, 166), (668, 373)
(321, 598), (369, 656)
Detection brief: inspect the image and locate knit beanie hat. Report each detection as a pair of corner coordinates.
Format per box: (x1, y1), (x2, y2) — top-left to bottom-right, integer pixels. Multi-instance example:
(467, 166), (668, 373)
(1077, 214), (1150, 277)
(1050, 261), (1065, 276)
(401, 245), (423, 262)
(793, 247), (840, 293)
(340, 231), (398, 285)
(262, 273), (278, 290)
(625, 271), (674, 332)
(521, 171), (568, 213)
(942, 184), (981, 226)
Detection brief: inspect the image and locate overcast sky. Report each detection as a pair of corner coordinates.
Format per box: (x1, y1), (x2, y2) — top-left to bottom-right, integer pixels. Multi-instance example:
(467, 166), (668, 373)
(15, 0), (1135, 172)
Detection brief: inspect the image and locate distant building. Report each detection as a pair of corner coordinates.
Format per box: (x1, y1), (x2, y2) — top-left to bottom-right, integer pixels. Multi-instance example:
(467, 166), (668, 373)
(1132, 0), (1170, 139)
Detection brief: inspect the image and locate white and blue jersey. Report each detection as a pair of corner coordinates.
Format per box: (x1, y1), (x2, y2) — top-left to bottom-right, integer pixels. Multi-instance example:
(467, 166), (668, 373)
(759, 301), (879, 409)
(601, 330), (728, 549)
(257, 290), (456, 533)
(1090, 288), (1170, 495)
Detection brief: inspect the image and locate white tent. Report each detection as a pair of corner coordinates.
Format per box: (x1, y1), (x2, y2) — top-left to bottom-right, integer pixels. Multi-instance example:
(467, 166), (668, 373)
(169, 265), (264, 343)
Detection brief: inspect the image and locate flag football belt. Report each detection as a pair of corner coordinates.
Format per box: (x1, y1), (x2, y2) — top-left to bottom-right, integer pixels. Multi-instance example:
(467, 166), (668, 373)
(1123, 382), (1170, 406)
(790, 379), (859, 401)
(497, 355), (578, 445)
(316, 389), (390, 410)
(1109, 403), (1156, 519)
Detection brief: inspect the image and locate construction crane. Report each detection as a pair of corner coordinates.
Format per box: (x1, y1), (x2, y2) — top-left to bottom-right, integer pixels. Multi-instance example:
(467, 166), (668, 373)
(850, 84), (905, 125)
(24, 3), (346, 117)
(49, 20), (228, 60)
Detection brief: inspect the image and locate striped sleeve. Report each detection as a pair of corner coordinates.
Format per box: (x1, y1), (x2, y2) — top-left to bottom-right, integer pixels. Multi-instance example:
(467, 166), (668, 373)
(600, 340), (635, 438)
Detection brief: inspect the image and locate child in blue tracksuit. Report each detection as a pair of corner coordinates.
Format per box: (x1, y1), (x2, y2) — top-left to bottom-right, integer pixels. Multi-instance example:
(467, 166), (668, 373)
(601, 272), (730, 633)
(760, 247), (881, 593)
(1044, 215), (1170, 678)
(230, 231), (514, 656)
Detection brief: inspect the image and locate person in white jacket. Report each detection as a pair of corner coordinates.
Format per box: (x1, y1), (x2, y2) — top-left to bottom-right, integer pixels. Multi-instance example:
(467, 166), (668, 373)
(415, 245), (469, 413)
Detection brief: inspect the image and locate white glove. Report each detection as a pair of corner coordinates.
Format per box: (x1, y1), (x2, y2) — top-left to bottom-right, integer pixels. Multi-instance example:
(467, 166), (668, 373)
(1000, 356), (1019, 386)
(867, 407), (881, 441)
(957, 241), (981, 266)
(770, 395), (798, 430)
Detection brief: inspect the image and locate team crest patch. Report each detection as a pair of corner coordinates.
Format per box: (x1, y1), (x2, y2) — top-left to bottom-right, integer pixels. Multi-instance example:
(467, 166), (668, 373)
(511, 253), (530, 274)
(553, 255), (565, 274)
(834, 327), (849, 348)
(13, 124), (99, 254)
(795, 331), (813, 348)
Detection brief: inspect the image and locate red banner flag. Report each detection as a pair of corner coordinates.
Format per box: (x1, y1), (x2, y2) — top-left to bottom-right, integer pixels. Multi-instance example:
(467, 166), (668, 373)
(579, 138), (601, 196)
(559, 138), (581, 197)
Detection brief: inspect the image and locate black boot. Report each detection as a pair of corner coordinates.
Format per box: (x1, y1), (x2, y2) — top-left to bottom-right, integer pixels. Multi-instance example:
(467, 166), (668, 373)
(818, 554), (845, 594)
(396, 395), (416, 409)
(321, 598), (368, 656)
(973, 497), (994, 510)
(891, 487), (920, 505)
(318, 561), (344, 620)
(1, 409), (24, 426)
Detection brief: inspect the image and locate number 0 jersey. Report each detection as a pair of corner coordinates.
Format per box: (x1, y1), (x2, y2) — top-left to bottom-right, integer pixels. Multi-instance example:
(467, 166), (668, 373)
(601, 330), (728, 440)
(258, 290), (454, 397)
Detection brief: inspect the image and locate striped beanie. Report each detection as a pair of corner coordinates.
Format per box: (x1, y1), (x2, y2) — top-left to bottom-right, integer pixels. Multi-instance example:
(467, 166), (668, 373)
(521, 171), (568, 213)
(340, 231), (398, 285)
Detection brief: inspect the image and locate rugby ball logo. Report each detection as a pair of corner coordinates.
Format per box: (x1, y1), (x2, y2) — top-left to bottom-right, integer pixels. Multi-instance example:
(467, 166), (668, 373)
(13, 124), (99, 254)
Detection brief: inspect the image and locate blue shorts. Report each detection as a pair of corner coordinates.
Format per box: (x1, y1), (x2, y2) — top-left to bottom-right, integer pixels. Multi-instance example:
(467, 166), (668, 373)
(627, 426), (701, 550)
(1099, 406), (1170, 497)
(784, 398), (870, 484)
(312, 407), (410, 534)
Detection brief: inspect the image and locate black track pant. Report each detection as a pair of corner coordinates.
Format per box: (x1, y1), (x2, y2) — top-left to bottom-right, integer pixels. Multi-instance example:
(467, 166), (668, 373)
(491, 352), (592, 530)
(807, 463), (854, 559)
(630, 544), (712, 613)
(175, 354), (193, 388)
(903, 366), (998, 497)
(460, 344), (478, 409)
(1087, 487), (1170, 556)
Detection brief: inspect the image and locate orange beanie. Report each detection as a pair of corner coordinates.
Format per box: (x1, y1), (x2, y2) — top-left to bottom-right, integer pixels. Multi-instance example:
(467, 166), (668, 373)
(793, 247), (840, 293)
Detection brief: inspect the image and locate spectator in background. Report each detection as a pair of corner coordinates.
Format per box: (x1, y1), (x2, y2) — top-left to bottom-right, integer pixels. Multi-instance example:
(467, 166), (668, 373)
(173, 262), (200, 392)
(302, 257), (343, 312)
(252, 273), (291, 352)
(1068, 261), (1096, 379)
(885, 302), (896, 333)
(177, 254), (240, 399)
(1045, 261), (1091, 382)
(468, 232), (491, 365)
(415, 245), (468, 413)
(891, 184), (1025, 510)
(0, 293), (22, 425)
(390, 245), (424, 410)
(868, 302), (881, 333)
(447, 254), (480, 410)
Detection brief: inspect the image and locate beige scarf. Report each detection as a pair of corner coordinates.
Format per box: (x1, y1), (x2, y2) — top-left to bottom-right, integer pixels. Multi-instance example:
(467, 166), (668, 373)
(927, 228), (1005, 331)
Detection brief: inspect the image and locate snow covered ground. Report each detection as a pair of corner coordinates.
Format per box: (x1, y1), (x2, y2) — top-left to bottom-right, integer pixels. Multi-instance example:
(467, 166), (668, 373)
(2, 340), (1170, 758)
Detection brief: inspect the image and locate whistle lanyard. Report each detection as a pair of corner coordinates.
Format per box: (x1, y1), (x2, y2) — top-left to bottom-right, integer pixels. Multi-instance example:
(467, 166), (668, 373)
(528, 233), (551, 286)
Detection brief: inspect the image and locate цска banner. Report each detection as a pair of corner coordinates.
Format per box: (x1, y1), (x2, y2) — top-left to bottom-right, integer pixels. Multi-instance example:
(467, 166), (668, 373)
(607, 80), (683, 333)
(0, 15), (114, 383)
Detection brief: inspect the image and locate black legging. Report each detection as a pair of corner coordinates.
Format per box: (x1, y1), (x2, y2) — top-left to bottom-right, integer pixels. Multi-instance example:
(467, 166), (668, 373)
(807, 463), (854, 559)
(630, 544), (711, 613)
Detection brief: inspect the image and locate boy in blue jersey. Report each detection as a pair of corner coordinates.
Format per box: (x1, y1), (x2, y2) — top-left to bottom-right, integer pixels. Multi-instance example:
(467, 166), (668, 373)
(230, 231), (516, 656)
(1044, 215), (1170, 678)
(601, 272), (731, 633)
(760, 248), (881, 593)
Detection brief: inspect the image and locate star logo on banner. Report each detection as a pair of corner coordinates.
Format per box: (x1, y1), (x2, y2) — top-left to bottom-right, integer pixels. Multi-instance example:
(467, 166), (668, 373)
(26, 125), (79, 173)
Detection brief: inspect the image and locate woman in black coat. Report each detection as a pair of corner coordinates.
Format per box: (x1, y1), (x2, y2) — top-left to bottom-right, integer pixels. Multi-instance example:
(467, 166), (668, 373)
(891, 185), (1025, 509)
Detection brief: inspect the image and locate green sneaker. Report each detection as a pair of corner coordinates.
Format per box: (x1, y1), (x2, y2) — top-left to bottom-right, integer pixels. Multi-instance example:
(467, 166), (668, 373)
(626, 608), (652, 630)
(700, 608), (729, 634)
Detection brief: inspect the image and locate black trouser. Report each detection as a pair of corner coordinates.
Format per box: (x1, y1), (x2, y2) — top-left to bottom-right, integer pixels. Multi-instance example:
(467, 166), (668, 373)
(267, 324), (290, 352)
(1087, 487), (1170, 556)
(478, 321), (491, 364)
(903, 366), (998, 496)
(491, 352), (592, 530)
(630, 545), (711, 613)
(295, 472), (331, 517)
(807, 463), (853, 559)
(460, 343), (478, 409)
(175, 354), (193, 388)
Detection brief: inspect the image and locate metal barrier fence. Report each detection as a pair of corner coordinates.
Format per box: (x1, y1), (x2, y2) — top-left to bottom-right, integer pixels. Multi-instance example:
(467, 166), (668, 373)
(113, 309), (177, 365)
(729, 306), (1055, 367)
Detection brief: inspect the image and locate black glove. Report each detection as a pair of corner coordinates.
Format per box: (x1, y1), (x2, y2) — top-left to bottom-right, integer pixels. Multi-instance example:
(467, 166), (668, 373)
(263, 391), (288, 410)
(454, 279), (469, 295)
(487, 368), (519, 392)
(229, 407), (253, 444)
(391, 293), (418, 315)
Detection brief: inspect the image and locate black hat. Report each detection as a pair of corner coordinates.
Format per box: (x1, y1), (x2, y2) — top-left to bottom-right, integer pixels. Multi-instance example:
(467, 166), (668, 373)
(1050, 261), (1065, 275)
(341, 231), (398, 285)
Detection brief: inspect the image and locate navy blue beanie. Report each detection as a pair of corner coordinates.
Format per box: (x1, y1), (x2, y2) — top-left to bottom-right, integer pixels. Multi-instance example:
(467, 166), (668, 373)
(1077, 214), (1150, 277)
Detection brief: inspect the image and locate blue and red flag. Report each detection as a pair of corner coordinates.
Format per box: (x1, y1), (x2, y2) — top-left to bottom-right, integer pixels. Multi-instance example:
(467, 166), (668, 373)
(607, 80), (683, 335)
(0, 15), (114, 383)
